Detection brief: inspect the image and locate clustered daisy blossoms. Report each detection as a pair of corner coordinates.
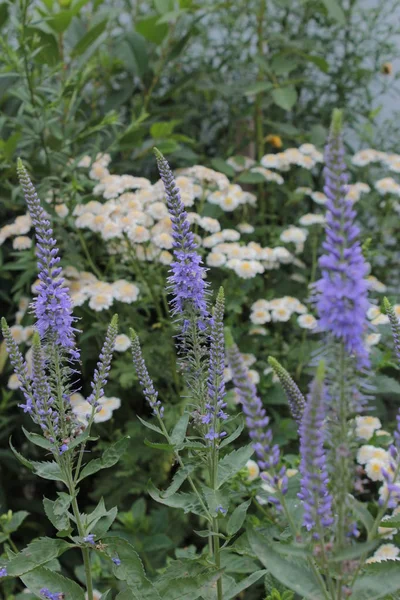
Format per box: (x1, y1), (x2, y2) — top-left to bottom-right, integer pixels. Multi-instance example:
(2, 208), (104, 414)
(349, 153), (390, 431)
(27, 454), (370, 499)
(315, 110), (370, 368)
(249, 297), (317, 330)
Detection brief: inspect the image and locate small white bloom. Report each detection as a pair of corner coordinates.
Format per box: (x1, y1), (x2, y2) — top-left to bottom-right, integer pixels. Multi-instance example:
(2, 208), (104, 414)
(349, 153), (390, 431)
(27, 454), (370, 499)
(367, 276), (387, 293)
(310, 191), (328, 205)
(251, 308), (271, 324)
(112, 280), (139, 303)
(373, 544), (400, 560)
(237, 223), (255, 234)
(115, 334), (131, 352)
(206, 252), (226, 267)
(297, 314), (317, 330)
(8, 373), (21, 390)
(271, 307), (291, 322)
(366, 333), (381, 347)
(299, 214), (325, 226)
(365, 458), (388, 482)
(12, 236), (32, 250)
(245, 459), (260, 481)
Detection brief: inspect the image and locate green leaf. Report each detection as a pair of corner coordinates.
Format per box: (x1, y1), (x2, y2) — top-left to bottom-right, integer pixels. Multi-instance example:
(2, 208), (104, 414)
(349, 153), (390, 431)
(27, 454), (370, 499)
(248, 529), (324, 599)
(352, 560), (400, 599)
(148, 482), (204, 517)
(136, 15), (168, 44)
(0, 3), (9, 28)
(31, 461), (67, 483)
(271, 87), (297, 111)
(155, 562), (221, 600)
(217, 444), (254, 489)
(301, 53), (329, 73)
(237, 172), (266, 184)
(210, 158), (235, 178)
(321, 0), (346, 25)
(223, 570), (267, 599)
(21, 567), (84, 599)
(54, 492), (73, 516)
(48, 10), (74, 33)
(329, 540), (379, 563)
(5, 538), (71, 577)
(219, 421), (244, 448)
(227, 500), (251, 536)
(43, 498), (71, 534)
(137, 415), (163, 435)
(161, 464), (195, 498)
(100, 591), (113, 600)
(85, 498), (118, 537)
(144, 439), (174, 451)
(3, 511), (29, 534)
(244, 82), (273, 96)
(78, 436), (130, 481)
(170, 413), (189, 446)
(348, 494), (374, 533)
(71, 19), (108, 57)
(150, 120), (180, 138)
(379, 514), (400, 528)
(22, 427), (52, 450)
(9, 437), (33, 470)
(154, 0), (175, 14)
(102, 536), (162, 599)
(373, 374), (400, 396)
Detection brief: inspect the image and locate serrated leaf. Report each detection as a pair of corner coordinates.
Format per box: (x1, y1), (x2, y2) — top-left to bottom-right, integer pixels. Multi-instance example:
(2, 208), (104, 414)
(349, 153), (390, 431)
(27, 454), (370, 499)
(244, 82), (273, 96)
(247, 529), (324, 599)
(271, 87), (297, 111)
(9, 437), (33, 470)
(170, 413), (189, 446)
(144, 439), (174, 451)
(379, 514), (400, 528)
(148, 482), (204, 517)
(329, 540), (380, 562)
(137, 415), (163, 435)
(161, 464), (195, 498)
(21, 567), (84, 599)
(31, 461), (67, 483)
(43, 498), (70, 533)
(22, 427), (53, 450)
(227, 500), (251, 536)
(219, 420), (244, 448)
(102, 536), (162, 599)
(4, 538), (71, 577)
(100, 591), (113, 600)
(3, 511), (29, 534)
(217, 444), (254, 488)
(155, 563), (221, 600)
(223, 569), (267, 599)
(78, 436), (130, 481)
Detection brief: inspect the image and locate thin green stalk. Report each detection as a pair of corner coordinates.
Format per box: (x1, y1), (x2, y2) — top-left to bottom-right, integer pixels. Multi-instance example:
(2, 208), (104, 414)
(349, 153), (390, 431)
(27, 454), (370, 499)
(70, 494), (94, 600)
(77, 230), (103, 280)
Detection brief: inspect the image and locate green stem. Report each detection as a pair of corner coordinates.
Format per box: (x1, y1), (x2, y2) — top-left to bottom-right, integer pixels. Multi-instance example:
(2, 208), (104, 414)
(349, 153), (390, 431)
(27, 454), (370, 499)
(70, 494), (94, 600)
(77, 230), (103, 280)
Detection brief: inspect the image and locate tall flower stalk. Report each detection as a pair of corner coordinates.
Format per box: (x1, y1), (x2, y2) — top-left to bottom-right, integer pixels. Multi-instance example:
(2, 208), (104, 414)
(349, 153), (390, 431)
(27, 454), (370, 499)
(2, 162), (120, 600)
(314, 110), (370, 552)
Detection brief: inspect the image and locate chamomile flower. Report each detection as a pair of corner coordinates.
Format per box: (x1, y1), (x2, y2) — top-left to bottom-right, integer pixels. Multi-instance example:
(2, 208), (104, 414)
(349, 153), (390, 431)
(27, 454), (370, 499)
(297, 314), (317, 329)
(245, 459), (260, 481)
(114, 334), (131, 352)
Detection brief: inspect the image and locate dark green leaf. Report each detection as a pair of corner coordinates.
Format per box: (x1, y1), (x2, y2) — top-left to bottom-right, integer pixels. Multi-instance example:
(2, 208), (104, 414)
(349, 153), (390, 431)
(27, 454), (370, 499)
(22, 427), (52, 450)
(21, 567), (84, 599)
(210, 158), (235, 177)
(148, 482), (204, 517)
(170, 413), (189, 446)
(71, 19), (108, 56)
(136, 16), (168, 44)
(352, 560), (400, 599)
(217, 445), (254, 488)
(9, 437), (33, 470)
(31, 461), (67, 484)
(5, 538), (71, 577)
(227, 500), (251, 536)
(321, 0), (346, 25)
(78, 436), (130, 481)
(3, 511), (29, 535)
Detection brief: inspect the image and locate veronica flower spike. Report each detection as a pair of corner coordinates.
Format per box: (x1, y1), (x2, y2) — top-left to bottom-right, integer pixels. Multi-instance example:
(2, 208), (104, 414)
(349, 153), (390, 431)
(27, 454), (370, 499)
(16, 158), (79, 360)
(315, 109), (369, 368)
(226, 329), (287, 507)
(154, 148), (209, 327)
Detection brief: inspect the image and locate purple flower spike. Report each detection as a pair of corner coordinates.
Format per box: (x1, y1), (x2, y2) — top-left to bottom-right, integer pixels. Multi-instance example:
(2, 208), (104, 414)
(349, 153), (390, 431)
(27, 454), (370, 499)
(226, 329), (286, 503)
(16, 159), (79, 361)
(86, 315), (118, 406)
(154, 148), (209, 326)
(314, 110), (369, 368)
(203, 288), (228, 442)
(298, 363), (334, 536)
(268, 356), (305, 424)
(130, 328), (163, 417)
(40, 588), (64, 600)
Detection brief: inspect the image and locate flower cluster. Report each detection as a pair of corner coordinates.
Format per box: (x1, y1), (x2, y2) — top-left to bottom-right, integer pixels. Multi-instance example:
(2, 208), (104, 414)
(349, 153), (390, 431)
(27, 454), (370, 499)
(226, 330), (287, 505)
(298, 366), (334, 537)
(17, 160), (79, 360)
(314, 110), (370, 367)
(249, 297), (316, 330)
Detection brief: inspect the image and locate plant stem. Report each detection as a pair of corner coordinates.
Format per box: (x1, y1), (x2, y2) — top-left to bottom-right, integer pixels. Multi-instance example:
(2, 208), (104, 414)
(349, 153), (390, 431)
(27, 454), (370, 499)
(255, 0), (266, 218)
(77, 230), (104, 280)
(70, 494), (94, 600)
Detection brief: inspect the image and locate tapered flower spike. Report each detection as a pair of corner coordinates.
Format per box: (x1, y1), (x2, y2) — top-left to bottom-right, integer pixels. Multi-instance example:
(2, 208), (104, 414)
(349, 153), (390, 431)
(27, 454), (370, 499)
(154, 148), (209, 326)
(298, 361), (334, 537)
(383, 297), (400, 364)
(268, 356), (305, 424)
(31, 331), (60, 440)
(130, 328), (163, 417)
(203, 287), (228, 442)
(1, 317), (35, 413)
(314, 109), (369, 368)
(225, 328), (287, 503)
(16, 159), (79, 360)
(86, 315), (118, 408)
